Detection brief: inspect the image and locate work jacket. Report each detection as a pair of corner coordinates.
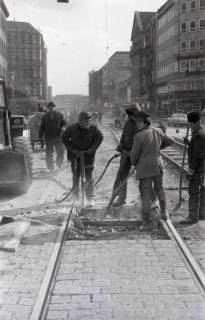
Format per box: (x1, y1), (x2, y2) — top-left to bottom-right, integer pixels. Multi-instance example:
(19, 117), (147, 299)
(117, 119), (139, 152)
(39, 111), (66, 140)
(188, 124), (205, 173)
(130, 126), (174, 180)
(61, 123), (103, 165)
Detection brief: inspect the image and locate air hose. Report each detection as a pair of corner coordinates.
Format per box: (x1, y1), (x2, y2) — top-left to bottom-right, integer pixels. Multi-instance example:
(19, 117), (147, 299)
(55, 153), (120, 203)
(94, 153), (120, 187)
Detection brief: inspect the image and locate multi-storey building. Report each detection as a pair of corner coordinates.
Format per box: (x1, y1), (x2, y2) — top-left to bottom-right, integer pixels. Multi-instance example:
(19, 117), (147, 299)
(130, 11), (155, 108)
(102, 51), (131, 108)
(156, 0), (205, 115)
(47, 85), (53, 102)
(89, 68), (103, 107)
(7, 21), (47, 107)
(0, 1), (9, 81)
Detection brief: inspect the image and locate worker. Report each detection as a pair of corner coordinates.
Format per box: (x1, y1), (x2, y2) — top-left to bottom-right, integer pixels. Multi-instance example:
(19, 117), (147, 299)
(39, 101), (66, 171)
(181, 111), (205, 224)
(111, 103), (141, 207)
(61, 111), (103, 207)
(130, 111), (174, 231)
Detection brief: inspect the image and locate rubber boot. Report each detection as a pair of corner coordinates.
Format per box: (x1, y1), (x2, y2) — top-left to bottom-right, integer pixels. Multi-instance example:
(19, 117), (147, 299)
(140, 212), (151, 231)
(159, 200), (169, 220)
(199, 187), (205, 220)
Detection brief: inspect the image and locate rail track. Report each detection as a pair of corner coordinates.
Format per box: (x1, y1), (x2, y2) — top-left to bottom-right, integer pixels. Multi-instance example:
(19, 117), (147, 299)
(28, 125), (205, 319)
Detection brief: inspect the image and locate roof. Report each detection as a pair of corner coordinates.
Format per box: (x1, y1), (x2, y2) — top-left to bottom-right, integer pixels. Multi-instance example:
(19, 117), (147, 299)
(108, 51), (130, 62)
(1, 0), (9, 18)
(7, 21), (40, 34)
(131, 11), (155, 41)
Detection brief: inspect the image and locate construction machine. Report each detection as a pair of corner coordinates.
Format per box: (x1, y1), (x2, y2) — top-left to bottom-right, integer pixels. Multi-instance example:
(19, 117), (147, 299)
(0, 79), (33, 193)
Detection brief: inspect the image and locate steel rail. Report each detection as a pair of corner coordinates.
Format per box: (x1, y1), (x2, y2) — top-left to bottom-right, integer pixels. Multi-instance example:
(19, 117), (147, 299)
(29, 202), (75, 320)
(110, 126), (205, 297)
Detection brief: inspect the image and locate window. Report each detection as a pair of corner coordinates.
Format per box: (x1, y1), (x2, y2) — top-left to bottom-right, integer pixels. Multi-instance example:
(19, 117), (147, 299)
(199, 38), (205, 49)
(200, 0), (205, 9)
(190, 20), (196, 31)
(191, 0), (196, 10)
(200, 19), (205, 30)
(180, 60), (188, 72)
(180, 2), (187, 12)
(180, 41), (187, 52)
(189, 59), (197, 71)
(181, 22), (187, 32)
(189, 40), (196, 50)
(198, 58), (205, 70)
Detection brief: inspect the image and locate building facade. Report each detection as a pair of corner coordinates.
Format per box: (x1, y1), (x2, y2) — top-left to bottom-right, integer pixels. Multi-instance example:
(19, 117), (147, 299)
(156, 0), (205, 115)
(7, 21), (47, 111)
(89, 68), (103, 107)
(0, 1), (9, 81)
(102, 51), (131, 108)
(130, 11), (155, 108)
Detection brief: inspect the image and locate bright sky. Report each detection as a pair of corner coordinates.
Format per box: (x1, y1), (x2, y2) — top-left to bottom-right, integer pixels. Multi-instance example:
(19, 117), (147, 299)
(6, 0), (164, 96)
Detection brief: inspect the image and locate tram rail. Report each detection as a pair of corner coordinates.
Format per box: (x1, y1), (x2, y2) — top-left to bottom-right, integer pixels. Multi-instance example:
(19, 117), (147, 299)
(110, 126), (205, 298)
(29, 125), (205, 319)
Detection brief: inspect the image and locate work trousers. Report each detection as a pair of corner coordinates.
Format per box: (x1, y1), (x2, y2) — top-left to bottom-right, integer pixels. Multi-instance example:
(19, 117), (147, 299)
(71, 159), (94, 199)
(45, 138), (64, 170)
(139, 174), (165, 223)
(112, 153), (131, 201)
(188, 173), (205, 221)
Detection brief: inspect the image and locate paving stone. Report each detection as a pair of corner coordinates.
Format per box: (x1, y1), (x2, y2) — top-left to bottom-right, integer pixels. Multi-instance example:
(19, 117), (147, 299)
(46, 239), (205, 320)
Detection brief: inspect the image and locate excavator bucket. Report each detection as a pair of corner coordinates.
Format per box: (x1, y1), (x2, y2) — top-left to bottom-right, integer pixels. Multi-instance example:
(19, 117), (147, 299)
(0, 150), (30, 192)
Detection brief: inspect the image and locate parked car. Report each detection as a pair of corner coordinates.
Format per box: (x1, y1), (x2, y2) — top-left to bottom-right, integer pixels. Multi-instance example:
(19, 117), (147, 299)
(167, 113), (187, 127)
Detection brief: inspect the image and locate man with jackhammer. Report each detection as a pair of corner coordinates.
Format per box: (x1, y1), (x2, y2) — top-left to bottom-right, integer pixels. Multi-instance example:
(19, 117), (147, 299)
(130, 111), (174, 231)
(111, 103), (141, 207)
(39, 101), (66, 172)
(61, 111), (103, 207)
(180, 111), (205, 224)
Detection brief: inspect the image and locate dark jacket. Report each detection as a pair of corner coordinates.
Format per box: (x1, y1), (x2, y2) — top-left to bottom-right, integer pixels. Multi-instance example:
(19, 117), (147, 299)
(117, 119), (138, 152)
(39, 111), (66, 140)
(61, 123), (103, 165)
(188, 125), (205, 173)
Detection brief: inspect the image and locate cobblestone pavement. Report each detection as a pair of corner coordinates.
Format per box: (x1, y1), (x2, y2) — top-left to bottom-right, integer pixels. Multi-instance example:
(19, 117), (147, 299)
(1, 120), (205, 319)
(0, 244), (54, 320)
(46, 240), (205, 320)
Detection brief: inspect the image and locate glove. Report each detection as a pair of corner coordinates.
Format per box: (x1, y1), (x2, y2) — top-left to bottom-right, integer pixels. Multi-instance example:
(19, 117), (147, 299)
(116, 144), (123, 152)
(183, 137), (189, 145)
(187, 168), (194, 180)
(86, 148), (93, 155)
(73, 149), (83, 158)
(122, 149), (130, 157)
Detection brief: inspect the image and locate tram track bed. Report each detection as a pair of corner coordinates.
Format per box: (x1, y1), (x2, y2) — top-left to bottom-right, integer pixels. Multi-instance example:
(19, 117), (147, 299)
(1, 121), (205, 319)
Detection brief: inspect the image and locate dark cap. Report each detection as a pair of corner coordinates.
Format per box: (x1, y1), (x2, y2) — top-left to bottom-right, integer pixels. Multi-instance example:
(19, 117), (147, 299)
(187, 111), (200, 123)
(125, 103), (141, 116)
(78, 111), (92, 121)
(47, 101), (56, 108)
(134, 111), (151, 121)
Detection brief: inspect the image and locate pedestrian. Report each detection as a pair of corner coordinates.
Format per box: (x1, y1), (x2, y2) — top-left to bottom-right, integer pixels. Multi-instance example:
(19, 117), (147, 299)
(61, 111), (103, 207)
(98, 111), (103, 124)
(130, 111), (174, 231)
(39, 101), (66, 171)
(92, 112), (98, 126)
(112, 103), (141, 207)
(180, 111), (205, 224)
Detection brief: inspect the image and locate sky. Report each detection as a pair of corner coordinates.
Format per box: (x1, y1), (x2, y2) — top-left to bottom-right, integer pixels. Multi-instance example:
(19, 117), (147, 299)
(5, 0), (164, 96)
